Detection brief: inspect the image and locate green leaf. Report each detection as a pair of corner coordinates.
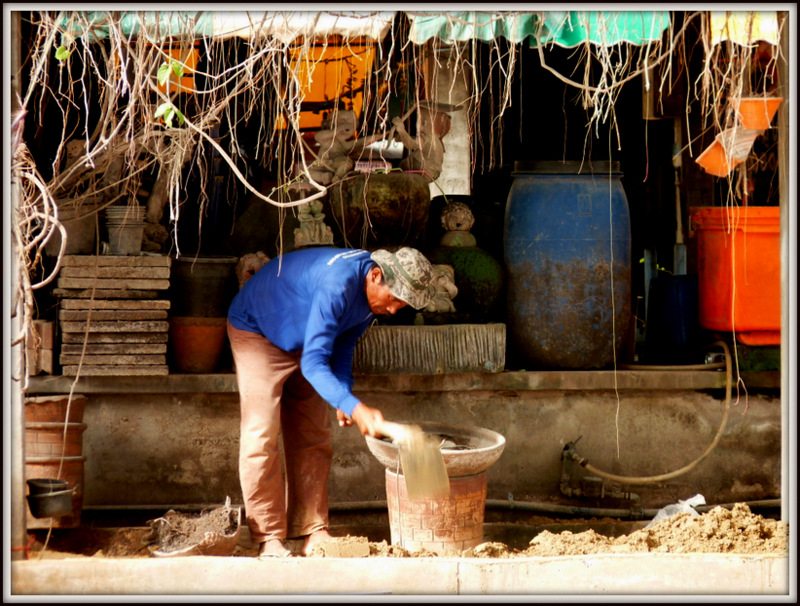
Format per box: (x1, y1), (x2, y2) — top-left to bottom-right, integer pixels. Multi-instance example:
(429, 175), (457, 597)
(172, 106), (185, 126)
(154, 102), (171, 119)
(55, 45), (70, 61)
(171, 60), (185, 79)
(157, 63), (171, 85)
(163, 108), (174, 128)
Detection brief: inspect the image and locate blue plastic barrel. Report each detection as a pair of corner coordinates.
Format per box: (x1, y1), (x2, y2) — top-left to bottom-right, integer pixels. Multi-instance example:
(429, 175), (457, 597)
(504, 161), (632, 369)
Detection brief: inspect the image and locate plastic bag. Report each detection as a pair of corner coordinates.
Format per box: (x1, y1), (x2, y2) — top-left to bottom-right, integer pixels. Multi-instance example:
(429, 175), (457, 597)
(644, 494), (706, 530)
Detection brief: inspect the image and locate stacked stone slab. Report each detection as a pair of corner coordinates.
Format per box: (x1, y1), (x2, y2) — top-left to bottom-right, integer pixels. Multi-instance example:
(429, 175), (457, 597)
(53, 255), (171, 376)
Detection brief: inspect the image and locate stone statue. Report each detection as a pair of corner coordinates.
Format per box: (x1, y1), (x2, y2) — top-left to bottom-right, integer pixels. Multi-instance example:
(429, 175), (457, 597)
(392, 106), (452, 182)
(293, 199), (334, 249)
(440, 201), (477, 247)
(424, 264), (459, 313)
(309, 109), (384, 186)
(429, 198), (505, 322)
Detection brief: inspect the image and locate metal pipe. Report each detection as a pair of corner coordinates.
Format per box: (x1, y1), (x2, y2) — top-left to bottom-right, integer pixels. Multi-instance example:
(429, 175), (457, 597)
(82, 497), (781, 520)
(9, 9), (27, 562)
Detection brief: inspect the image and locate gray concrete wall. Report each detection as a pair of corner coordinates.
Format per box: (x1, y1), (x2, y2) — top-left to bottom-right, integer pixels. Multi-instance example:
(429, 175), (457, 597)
(77, 387), (781, 510)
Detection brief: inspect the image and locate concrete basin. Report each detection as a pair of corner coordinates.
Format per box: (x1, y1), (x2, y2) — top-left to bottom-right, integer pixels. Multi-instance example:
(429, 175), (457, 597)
(365, 422), (505, 477)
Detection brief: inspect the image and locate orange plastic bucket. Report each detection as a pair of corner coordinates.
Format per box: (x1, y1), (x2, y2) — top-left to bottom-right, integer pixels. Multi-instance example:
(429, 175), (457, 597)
(689, 206), (780, 345)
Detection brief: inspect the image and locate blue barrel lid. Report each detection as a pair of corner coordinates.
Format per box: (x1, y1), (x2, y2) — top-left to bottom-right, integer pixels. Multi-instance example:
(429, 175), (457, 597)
(513, 160), (622, 175)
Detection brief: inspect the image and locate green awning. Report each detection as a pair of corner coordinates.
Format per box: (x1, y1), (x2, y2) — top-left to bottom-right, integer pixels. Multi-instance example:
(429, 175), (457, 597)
(407, 11), (671, 47)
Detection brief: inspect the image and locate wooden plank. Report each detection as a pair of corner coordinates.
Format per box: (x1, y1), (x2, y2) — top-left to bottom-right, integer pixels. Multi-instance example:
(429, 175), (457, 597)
(61, 365), (170, 376)
(60, 343), (167, 355)
(59, 354), (166, 366)
(59, 309), (168, 322)
(57, 277), (170, 290)
(63, 255), (172, 267)
(60, 320), (169, 333)
(53, 288), (159, 299)
(61, 332), (168, 344)
(59, 299), (171, 310)
(60, 266), (171, 279)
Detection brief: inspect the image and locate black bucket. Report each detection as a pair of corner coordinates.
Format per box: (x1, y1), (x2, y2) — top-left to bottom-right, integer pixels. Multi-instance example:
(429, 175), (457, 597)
(27, 489), (74, 518)
(644, 274), (702, 364)
(27, 478), (69, 495)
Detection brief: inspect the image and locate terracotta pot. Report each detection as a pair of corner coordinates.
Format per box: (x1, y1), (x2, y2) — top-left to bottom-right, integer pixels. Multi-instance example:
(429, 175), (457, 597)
(25, 395), (87, 424)
(735, 97), (782, 130)
(169, 317), (228, 373)
(25, 422), (87, 457)
(695, 140), (743, 177)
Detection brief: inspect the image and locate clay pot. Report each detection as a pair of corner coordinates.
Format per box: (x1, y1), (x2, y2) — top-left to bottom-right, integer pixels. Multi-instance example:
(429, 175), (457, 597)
(695, 139), (744, 177)
(735, 97), (782, 130)
(25, 395), (87, 424)
(44, 202), (101, 256)
(327, 172), (431, 248)
(169, 256), (239, 318)
(169, 317), (228, 373)
(105, 205), (146, 255)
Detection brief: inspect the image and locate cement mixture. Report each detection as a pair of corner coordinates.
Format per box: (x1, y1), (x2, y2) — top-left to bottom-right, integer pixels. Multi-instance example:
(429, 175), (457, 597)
(26, 503), (788, 560)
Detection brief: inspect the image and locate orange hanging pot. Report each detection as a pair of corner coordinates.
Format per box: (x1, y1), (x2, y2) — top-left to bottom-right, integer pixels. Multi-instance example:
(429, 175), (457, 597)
(734, 97), (782, 130)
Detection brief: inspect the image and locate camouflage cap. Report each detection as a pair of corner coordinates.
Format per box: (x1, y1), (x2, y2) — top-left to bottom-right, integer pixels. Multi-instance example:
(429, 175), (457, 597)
(371, 248), (435, 310)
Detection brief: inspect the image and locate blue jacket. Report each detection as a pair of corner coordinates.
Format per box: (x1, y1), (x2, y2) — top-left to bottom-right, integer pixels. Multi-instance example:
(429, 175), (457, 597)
(228, 247), (375, 416)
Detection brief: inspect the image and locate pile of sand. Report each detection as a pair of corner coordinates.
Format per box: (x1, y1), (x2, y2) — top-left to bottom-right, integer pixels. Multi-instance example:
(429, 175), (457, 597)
(26, 503), (788, 560)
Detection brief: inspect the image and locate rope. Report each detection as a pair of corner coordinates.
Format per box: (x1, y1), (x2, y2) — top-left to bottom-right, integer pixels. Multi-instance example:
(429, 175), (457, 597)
(10, 534), (37, 560)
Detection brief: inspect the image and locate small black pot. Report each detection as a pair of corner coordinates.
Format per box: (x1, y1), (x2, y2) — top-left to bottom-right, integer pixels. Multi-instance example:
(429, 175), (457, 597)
(27, 478), (69, 495)
(27, 489), (73, 518)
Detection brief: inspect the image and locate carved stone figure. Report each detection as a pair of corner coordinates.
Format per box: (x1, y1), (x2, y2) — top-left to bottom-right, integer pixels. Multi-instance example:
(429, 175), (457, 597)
(423, 264), (459, 313)
(392, 106), (452, 182)
(293, 199), (334, 249)
(440, 201), (477, 247)
(309, 110), (384, 186)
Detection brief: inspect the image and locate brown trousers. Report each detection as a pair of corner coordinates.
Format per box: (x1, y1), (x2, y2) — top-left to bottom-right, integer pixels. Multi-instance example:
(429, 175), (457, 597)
(227, 321), (332, 544)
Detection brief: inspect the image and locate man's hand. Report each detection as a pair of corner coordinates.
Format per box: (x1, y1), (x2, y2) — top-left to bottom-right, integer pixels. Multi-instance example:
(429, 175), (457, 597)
(336, 409), (353, 427)
(349, 402), (385, 437)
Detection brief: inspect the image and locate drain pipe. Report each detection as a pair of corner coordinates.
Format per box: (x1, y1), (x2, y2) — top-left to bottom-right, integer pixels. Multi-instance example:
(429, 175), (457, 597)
(326, 498), (781, 520)
(481, 498), (781, 520)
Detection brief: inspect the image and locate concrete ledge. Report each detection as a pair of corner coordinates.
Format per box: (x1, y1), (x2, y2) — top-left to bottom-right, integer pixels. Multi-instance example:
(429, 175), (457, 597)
(10, 554), (790, 596)
(353, 323), (506, 374)
(25, 370), (779, 395)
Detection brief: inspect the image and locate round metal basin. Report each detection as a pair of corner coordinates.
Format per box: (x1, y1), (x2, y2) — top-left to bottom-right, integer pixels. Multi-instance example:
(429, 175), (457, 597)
(365, 422), (506, 478)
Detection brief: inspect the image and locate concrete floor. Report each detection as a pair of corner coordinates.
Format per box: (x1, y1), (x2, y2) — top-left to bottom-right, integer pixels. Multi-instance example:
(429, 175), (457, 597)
(9, 553), (791, 597)
(14, 369), (789, 598)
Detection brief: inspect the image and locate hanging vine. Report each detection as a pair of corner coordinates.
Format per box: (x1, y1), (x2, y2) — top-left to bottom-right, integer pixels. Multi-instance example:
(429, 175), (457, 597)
(10, 9), (785, 383)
